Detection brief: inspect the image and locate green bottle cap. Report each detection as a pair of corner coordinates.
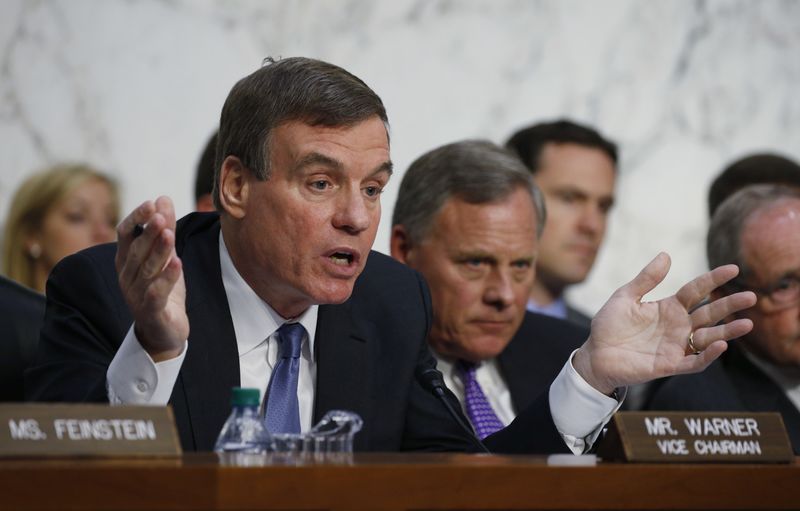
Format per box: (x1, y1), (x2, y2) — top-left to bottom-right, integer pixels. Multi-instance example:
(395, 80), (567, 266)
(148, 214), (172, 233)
(230, 387), (260, 407)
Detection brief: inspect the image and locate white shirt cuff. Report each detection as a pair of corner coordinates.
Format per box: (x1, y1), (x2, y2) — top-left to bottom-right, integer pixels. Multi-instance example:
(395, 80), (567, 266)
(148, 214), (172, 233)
(549, 349), (625, 454)
(106, 325), (187, 405)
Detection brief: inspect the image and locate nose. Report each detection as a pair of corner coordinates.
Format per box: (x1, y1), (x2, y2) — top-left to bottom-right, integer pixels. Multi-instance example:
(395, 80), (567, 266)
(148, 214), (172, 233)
(332, 187), (372, 235)
(483, 268), (515, 311)
(93, 218), (116, 243)
(577, 203), (604, 237)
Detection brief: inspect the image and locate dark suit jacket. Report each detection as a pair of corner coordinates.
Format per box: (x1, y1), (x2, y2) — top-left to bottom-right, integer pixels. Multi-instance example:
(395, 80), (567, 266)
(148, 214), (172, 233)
(0, 275), (46, 401)
(497, 312), (588, 414)
(26, 213), (567, 454)
(647, 343), (800, 454)
(565, 304), (592, 330)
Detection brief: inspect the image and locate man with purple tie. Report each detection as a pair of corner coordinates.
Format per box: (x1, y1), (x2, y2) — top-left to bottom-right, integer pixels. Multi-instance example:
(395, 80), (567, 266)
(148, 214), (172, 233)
(391, 140), (588, 440)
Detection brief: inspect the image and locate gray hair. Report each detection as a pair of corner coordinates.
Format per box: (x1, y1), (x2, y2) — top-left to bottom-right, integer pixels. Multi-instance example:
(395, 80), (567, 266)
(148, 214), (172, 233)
(708, 184), (800, 277)
(213, 56), (388, 209)
(392, 140), (546, 244)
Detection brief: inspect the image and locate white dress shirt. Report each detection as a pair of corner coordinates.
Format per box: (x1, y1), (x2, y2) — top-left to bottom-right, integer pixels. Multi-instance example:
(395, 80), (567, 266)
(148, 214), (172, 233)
(107, 232), (319, 432)
(434, 351), (624, 454)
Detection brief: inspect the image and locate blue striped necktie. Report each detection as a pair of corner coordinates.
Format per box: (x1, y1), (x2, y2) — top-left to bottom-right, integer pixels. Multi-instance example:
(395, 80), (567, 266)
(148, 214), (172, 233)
(264, 322), (304, 434)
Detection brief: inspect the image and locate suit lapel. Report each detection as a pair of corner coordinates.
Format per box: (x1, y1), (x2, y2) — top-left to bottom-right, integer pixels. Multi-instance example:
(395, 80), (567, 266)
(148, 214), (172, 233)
(498, 333), (540, 412)
(175, 217), (240, 450)
(313, 301), (372, 449)
(725, 345), (800, 449)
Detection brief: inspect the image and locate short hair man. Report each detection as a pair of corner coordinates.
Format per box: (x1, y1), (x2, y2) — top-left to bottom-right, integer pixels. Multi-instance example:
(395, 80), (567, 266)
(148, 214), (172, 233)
(506, 120), (617, 327)
(28, 57), (755, 454)
(707, 153), (800, 217)
(391, 140), (588, 437)
(649, 184), (800, 453)
(194, 131), (217, 212)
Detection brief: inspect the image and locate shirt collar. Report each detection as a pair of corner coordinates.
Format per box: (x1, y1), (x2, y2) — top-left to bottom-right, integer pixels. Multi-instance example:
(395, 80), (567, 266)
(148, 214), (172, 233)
(218, 232), (318, 358)
(526, 297), (568, 319)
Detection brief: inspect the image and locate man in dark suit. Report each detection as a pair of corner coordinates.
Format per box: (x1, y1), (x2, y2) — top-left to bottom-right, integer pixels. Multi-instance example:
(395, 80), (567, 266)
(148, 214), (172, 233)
(0, 275), (45, 401)
(648, 184), (800, 454)
(28, 57), (756, 453)
(505, 120), (618, 329)
(390, 141), (588, 441)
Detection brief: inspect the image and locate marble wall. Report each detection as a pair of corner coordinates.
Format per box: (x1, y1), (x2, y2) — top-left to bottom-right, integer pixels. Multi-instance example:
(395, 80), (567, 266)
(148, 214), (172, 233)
(1, 0), (799, 313)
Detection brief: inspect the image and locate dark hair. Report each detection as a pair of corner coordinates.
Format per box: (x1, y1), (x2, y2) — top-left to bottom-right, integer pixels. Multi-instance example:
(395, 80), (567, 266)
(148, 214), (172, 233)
(213, 57), (389, 208)
(195, 131), (217, 203)
(392, 140), (546, 243)
(707, 153), (800, 217)
(504, 119), (618, 173)
(708, 184), (800, 278)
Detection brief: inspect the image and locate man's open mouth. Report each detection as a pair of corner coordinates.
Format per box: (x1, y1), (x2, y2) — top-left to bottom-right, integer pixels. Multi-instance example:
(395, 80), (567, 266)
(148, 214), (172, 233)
(329, 252), (354, 266)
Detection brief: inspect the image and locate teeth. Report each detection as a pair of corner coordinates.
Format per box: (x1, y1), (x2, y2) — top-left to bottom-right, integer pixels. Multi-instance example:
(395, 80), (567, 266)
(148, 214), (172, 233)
(330, 253), (352, 266)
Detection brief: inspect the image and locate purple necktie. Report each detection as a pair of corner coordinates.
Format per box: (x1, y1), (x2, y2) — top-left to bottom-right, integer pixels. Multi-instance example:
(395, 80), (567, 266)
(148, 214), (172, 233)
(264, 323), (304, 434)
(458, 361), (504, 439)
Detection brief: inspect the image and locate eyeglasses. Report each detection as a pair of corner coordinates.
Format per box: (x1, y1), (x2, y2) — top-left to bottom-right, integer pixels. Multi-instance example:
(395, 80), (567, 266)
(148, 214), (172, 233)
(727, 273), (800, 312)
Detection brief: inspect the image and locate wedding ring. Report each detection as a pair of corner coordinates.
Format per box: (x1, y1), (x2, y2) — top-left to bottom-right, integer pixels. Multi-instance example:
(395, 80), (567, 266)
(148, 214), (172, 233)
(687, 331), (701, 355)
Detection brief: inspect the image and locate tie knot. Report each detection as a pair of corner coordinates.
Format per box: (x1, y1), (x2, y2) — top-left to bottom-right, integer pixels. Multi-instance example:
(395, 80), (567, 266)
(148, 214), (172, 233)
(457, 360), (478, 380)
(277, 322), (304, 359)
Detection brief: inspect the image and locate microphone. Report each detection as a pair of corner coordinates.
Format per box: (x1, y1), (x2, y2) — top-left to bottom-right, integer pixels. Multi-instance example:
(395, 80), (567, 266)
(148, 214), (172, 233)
(415, 366), (491, 453)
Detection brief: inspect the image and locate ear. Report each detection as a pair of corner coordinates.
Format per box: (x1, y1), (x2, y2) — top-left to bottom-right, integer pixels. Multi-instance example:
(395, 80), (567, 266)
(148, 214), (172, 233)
(24, 234), (42, 260)
(218, 156), (249, 219)
(390, 224), (416, 265)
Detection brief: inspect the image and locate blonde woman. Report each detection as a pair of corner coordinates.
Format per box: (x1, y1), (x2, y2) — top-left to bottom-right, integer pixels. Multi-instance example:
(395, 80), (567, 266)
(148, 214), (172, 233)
(2, 164), (120, 293)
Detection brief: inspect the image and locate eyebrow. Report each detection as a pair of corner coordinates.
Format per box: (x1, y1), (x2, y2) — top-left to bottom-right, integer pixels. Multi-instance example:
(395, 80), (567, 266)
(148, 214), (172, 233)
(293, 152), (343, 174)
(292, 152), (393, 177)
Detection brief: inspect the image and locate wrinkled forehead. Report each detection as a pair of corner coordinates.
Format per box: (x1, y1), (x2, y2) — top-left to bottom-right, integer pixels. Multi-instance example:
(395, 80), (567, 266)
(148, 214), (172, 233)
(741, 198), (800, 275)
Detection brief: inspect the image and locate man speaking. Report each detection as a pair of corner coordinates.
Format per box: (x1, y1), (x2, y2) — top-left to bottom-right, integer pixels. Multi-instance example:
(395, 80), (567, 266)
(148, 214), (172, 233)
(28, 57), (756, 453)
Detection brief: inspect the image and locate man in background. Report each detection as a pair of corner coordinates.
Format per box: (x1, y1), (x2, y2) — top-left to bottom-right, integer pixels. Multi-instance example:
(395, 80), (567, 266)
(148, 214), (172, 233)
(649, 184), (800, 454)
(390, 140), (587, 438)
(707, 152), (800, 217)
(505, 120), (617, 328)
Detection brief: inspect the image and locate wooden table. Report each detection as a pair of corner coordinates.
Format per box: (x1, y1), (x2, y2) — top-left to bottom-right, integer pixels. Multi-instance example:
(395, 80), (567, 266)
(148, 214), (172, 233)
(0, 453), (798, 510)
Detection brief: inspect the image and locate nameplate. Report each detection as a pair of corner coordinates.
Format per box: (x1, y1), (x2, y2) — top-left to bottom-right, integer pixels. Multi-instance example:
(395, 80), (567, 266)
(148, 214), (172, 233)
(0, 404), (181, 458)
(597, 412), (793, 463)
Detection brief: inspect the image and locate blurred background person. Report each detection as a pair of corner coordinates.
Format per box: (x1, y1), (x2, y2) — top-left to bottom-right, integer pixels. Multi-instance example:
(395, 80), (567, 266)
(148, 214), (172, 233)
(194, 131), (217, 212)
(707, 153), (800, 217)
(0, 274), (45, 401)
(2, 163), (120, 293)
(649, 184), (800, 454)
(505, 119), (617, 328)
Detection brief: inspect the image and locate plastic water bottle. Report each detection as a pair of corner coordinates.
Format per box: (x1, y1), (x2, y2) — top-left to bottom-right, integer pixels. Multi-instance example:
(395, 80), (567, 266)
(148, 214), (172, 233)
(214, 387), (270, 453)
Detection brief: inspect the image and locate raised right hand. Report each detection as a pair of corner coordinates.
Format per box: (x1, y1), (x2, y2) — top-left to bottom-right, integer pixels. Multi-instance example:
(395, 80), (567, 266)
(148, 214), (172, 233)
(114, 196), (189, 361)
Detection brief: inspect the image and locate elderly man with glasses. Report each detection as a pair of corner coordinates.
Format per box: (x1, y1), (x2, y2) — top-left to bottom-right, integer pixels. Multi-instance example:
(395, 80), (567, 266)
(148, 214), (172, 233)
(648, 184), (800, 454)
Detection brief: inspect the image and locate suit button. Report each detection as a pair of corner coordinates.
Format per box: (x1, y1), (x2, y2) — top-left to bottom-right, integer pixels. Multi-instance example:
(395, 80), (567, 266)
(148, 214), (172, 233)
(136, 381), (149, 393)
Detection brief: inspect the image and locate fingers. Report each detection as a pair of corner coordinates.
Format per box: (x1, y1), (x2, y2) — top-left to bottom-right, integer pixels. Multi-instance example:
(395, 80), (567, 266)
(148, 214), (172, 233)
(689, 290), (757, 329)
(674, 340), (729, 374)
(689, 318), (754, 351)
(621, 252), (671, 301)
(155, 196), (177, 230)
(115, 196), (179, 297)
(115, 200), (156, 268)
(142, 251), (183, 311)
(675, 264), (740, 310)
